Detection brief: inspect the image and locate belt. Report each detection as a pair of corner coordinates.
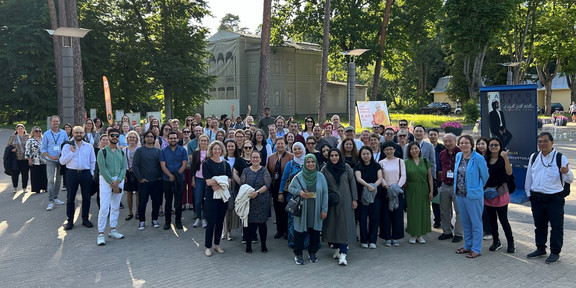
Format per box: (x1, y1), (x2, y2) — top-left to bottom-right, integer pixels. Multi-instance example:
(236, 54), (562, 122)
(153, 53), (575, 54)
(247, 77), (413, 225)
(70, 169), (90, 173)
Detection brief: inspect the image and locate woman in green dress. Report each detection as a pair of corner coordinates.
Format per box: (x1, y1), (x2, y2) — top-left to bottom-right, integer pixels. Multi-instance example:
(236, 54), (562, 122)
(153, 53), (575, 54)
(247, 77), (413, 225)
(404, 141), (434, 244)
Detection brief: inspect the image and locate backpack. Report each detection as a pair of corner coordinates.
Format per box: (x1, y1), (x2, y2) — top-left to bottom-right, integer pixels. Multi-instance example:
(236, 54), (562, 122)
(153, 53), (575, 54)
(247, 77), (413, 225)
(530, 151), (570, 197)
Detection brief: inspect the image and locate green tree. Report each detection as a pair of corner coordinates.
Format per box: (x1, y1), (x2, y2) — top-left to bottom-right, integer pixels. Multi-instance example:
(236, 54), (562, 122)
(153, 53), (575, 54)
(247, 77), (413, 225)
(218, 13), (249, 33)
(0, 0), (55, 124)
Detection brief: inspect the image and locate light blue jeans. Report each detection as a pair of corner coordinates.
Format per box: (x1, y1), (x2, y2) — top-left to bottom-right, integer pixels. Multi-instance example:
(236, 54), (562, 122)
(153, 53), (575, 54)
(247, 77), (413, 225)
(194, 177), (206, 220)
(46, 160), (61, 201)
(456, 195), (483, 254)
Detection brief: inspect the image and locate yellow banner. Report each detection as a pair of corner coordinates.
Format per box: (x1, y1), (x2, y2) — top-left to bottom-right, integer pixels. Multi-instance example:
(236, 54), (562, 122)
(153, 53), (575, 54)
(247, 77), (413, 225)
(103, 76), (113, 125)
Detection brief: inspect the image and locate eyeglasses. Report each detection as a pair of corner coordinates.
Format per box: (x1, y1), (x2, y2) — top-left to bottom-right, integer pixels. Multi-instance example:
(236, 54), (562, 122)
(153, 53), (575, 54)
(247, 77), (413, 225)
(244, 146), (253, 149)
(34, 130), (41, 133)
(398, 135), (407, 137)
(489, 144), (500, 147)
(385, 133), (394, 136)
(183, 131), (191, 133)
(307, 142), (316, 145)
(109, 134), (120, 138)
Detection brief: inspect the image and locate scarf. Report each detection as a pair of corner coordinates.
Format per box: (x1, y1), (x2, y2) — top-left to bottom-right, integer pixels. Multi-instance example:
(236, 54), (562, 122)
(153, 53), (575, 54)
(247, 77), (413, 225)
(301, 153), (318, 188)
(326, 148), (346, 180)
(292, 142), (305, 165)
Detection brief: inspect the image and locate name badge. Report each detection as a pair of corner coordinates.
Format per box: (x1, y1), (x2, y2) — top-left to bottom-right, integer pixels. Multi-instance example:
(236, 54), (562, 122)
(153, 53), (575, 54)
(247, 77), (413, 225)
(305, 192), (316, 198)
(446, 171), (454, 179)
(53, 145), (61, 151)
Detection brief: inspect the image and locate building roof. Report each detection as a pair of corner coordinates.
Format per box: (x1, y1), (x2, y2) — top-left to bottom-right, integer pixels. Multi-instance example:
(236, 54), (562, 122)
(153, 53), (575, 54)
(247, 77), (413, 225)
(430, 76), (452, 93)
(208, 30), (321, 52)
(328, 81), (368, 88)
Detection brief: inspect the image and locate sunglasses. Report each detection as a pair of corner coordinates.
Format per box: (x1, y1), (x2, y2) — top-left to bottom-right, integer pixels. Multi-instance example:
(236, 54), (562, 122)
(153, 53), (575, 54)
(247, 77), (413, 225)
(398, 135), (407, 137)
(244, 146), (253, 149)
(183, 131), (191, 133)
(109, 134), (120, 138)
(34, 130), (41, 133)
(164, 128), (171, 131)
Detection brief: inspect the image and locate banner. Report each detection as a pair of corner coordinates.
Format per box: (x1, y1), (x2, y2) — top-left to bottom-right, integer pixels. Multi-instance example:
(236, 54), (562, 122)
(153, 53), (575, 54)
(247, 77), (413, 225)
(103, 76), (113, 125)
(480, 84), (537, 203)
(356, 101), (390, 131)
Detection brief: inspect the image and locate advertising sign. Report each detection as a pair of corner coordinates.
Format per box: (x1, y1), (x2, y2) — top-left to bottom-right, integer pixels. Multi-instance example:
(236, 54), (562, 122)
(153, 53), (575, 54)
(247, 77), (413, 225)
(356, 101), (390, 130)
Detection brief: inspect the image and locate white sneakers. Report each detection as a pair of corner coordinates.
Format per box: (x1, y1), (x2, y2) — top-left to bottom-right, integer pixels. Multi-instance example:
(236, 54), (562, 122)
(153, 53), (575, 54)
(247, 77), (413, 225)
(332, 249), (340, 259)
(138, 222), (146, 231)
(53, 199), (65, 205)
(369, 243), (377, 249)
(97, 234), (105, 246)
(361, 243), (369, 248)
(46, 202), (54, 211)
(202, 219), (208, 228)
(192, 218), (201, 227)
(22, 188), (27, 193)
(152, 220), (160, 228)
(392, 240), (400, 246)
(385, 240), (392, 247)
(417, 236), (426, 244)
(108, 229), (124, 239)
(409, 237), (416, 244)
(338, 253), (348, 266)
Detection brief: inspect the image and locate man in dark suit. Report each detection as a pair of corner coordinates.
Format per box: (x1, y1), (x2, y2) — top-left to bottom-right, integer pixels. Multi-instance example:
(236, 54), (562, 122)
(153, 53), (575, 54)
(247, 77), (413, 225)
(489, 100), (513, 148)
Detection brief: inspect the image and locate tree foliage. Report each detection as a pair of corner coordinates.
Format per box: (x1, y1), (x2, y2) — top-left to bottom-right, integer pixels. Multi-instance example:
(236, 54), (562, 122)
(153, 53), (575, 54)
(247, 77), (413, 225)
(218, 13), (249, 33)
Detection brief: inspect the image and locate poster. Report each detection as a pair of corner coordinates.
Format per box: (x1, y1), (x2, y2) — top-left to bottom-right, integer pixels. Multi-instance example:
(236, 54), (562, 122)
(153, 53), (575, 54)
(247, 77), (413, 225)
(480, 84), (537, 203)
(356, 101), (390, 130)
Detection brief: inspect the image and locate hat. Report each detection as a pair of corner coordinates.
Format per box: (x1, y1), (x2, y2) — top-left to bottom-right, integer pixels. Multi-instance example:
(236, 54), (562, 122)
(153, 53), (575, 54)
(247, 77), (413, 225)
(476, 119), (481, 123)
(344, 126), (355, 132)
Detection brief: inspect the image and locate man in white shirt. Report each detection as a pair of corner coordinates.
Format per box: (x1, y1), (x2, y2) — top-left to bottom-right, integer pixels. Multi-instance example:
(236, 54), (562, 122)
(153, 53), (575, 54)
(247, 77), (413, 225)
(525, 132), (573, 264)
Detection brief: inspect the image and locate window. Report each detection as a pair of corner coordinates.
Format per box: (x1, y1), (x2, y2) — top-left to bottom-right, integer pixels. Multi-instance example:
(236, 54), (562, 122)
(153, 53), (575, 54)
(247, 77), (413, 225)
(250, 62), (257, 76)
(287, 89), (293, 107)
(274, 59), (281, 74)
(287, 59), (293, 74)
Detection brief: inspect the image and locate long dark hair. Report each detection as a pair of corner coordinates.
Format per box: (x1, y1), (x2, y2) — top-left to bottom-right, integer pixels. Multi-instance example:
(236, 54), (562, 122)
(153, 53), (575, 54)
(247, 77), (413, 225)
(339, 138), (358, 163)
(358, 146), (376, 166)
(485, 137), (504, 161)
(251, 129), (267, 146)
(406, 141), (421, 160)
(224, 139), (240, 159)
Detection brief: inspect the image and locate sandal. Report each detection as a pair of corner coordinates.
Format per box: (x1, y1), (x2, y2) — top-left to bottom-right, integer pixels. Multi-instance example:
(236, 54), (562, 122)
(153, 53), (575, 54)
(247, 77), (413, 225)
(466, 251), (481, 258)
(125, 214), (134, 221)
(456, 248), (471, 254)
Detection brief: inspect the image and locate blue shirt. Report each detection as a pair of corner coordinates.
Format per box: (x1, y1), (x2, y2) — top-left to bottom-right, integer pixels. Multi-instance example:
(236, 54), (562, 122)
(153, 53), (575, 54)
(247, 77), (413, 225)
(159, 145), (188, 181)
(187, 139), (198, 155)
(41, 129), (68, 162)
(59, 141), (96, 173)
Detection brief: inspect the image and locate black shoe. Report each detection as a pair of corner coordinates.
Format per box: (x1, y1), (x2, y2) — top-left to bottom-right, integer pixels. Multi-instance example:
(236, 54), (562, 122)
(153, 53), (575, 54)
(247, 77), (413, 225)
(451, 236), (462, 243)
(261, 246), (268, 253)
(274, 232), (284, 239)
(507, 243), (516, 253)
(82, 220), (93, 228)
(246, 247), (253, 254)
(163, 223), (171, 230)
(284, 234), (288, 240)
(438, 233), (453, 240)
(64, 222), (74, 230)
(294, 255), (305, 265)
(489, 241), (502, 251)
(175, 223), (183, 229)
(309, 253), (318, 263)
(120, 202), (124, 209)
(433, 223), (441, 229)
(527, 249), (547, 258)
(545, 254), (560, 264)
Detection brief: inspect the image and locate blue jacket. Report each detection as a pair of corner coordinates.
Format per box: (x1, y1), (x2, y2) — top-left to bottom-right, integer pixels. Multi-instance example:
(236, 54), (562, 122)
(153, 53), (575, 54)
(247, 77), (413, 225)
(453, 150), (489, 199)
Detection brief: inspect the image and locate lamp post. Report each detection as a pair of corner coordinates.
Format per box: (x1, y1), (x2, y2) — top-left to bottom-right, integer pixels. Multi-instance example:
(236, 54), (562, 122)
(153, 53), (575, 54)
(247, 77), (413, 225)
(45, 27), (91, 126)
(341, 49), (369, 128)
(498, 62), (522, 85)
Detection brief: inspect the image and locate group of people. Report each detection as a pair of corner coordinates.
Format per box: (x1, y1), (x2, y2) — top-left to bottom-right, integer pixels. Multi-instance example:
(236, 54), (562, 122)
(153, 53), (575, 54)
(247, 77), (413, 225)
(4, 108), (572, 265)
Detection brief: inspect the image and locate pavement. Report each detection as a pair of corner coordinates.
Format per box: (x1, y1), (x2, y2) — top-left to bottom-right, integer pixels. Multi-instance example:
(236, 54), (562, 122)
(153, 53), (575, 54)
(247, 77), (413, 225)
(1, 126), (576, 288)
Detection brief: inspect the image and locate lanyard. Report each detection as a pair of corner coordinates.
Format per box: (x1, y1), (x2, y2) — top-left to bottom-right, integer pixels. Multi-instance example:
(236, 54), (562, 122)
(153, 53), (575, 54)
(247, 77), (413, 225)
(51, 130), (60, 144)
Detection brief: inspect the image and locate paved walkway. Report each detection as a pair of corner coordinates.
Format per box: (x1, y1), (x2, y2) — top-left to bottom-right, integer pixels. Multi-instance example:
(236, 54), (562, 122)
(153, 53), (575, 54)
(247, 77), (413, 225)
(1, 128), (576, 288)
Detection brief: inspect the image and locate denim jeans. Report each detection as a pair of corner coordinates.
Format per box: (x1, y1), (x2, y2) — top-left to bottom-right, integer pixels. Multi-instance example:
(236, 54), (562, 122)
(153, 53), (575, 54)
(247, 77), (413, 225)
(46, 160), (61, 201)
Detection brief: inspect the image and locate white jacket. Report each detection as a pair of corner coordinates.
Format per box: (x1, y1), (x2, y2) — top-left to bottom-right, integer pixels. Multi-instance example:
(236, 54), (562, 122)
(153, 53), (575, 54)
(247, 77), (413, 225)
(235, 184), (254, 227)
(212, 175), (230, 202)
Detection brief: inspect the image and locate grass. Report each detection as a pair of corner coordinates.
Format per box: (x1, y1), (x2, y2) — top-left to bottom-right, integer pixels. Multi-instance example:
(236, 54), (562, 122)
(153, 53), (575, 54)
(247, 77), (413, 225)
(387, 113), (468, 128)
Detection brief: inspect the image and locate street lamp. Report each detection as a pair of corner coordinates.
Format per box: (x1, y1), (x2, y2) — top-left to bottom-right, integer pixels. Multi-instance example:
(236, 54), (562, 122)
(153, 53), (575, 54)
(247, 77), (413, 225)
(341, 49), (369, 128)
(498, 62), (522, 85)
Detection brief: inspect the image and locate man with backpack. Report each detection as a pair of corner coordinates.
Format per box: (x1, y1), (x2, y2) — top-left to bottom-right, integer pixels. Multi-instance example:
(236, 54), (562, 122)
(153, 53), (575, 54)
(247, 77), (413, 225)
(525, 132), (573, 264)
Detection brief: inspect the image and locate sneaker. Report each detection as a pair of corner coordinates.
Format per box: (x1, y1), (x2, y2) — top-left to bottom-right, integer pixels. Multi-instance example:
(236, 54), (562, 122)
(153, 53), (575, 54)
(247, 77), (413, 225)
(361, 243), (369, 248)
(53, 199), (65, 205)
(507, 243), (516, 253)
(384, 240), (392, 247)
(338, 253), (347, 266)
(409, 237), (416, 244)
(61, 187), (66, 191)
(13, 187), (17, 193)
(369, 243), (377, 249)
(438, 233), (454, 240)
(452, 236), (463, 243)
(483, 234), (493, 240)
(202, 219), (208, 228)
(309, 253), (318, 263)
(22, 188), (27, 193)
(489, 241), (502, 251)
(152, 220), (160, 228)
(545, 254), (560, 264)
(332, 249), (340, 259)
(46, 202), (54, 211)
(417, 236), (426, 244)
(527, 250), (547, 258)
(108, 229), (124, 239)
(295, 255), (305, 265)
(192, 219), (201, 227)
(138, 222), (146, 231)
(392, 240), (400, 247)
(97, 234), (105, 246)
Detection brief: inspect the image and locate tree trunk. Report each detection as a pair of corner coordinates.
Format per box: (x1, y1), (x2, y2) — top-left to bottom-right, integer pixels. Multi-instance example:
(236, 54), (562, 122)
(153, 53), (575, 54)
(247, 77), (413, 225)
(370, 0), (394, 101)
(65, 0), (86, 125)
(257, 0), (272, 120)
(536, 58), (560, 115)
(48, 0), (63, 118)
(566, 73), (576, 103)
(318, 0), (331, 124)
(470, 45), (487, 100)
(164, 83), (173, 120)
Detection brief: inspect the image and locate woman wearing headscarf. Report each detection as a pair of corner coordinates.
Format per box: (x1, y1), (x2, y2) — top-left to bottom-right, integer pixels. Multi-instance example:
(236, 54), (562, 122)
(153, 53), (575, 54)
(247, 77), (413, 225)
(320, 148), (358, 266)
(288, 154), (328, 265)
(279, 142), (306, 248)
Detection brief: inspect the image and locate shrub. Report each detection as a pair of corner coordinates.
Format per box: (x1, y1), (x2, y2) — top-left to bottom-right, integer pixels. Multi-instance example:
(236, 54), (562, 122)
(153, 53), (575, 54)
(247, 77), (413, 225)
(463, 100), (480, 123)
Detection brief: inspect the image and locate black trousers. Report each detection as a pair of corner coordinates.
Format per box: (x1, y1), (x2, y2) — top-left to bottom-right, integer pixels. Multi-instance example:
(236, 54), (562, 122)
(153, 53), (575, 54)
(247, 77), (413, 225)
(66, 170), (92, 222)
(530, 192), (564, 254)
(29, 164), (47, 193)
(11, 160), (29, 189)
(138, 180), (162, 223)
(205, 197), (227, 248)
(485, 204), (514, 244)
(246, 222), (267, 251)
(379, 192), (405, 240)
(163, 180), (183, 225)
(293, 227), (320, 256)
(271, 182), (288, 235)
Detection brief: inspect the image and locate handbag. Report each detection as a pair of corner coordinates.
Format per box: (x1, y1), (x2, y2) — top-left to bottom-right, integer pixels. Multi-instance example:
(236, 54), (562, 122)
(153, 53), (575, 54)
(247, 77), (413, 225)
(285, 177), (303, 216)
(484, 187), (498, 200)
(328, 190), (340, 207)
(398, 159), (407, 189)
(497, 182), (509, 196)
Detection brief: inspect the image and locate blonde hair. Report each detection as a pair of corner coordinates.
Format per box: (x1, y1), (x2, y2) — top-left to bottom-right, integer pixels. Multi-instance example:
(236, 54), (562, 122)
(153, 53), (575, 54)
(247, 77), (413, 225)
(126, 131), (140, 144)
(207, 140), (225, 158)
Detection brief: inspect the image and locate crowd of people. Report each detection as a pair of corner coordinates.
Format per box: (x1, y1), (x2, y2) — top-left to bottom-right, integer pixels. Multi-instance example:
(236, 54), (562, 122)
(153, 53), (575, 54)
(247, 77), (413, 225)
(4, 106), (573, 265)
